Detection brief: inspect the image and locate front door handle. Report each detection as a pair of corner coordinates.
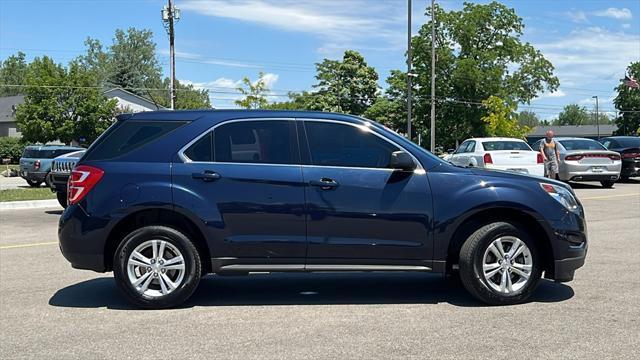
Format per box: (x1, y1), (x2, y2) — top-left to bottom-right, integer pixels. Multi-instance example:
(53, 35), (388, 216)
(192, 170), (221, 182)
(309, 178), (339, 190)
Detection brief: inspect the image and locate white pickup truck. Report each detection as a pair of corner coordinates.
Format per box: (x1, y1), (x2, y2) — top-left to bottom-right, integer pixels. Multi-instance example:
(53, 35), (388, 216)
(448, 137), (544, 177)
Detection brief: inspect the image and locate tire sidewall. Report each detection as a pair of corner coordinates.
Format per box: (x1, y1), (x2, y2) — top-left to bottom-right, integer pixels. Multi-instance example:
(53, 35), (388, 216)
(113, 226), (201, 309)
(467, 222), (541, 304)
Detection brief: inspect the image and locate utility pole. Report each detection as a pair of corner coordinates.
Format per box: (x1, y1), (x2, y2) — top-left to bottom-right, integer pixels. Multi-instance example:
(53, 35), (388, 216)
(406, 0), (412, 141)
(162, 0), (180, 110)
(593, 95), (599, 139)
(429, 0), (436, 152)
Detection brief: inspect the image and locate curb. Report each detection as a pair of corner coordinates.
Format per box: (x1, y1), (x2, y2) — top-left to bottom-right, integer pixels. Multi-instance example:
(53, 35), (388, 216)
(0, 199), (61, 211)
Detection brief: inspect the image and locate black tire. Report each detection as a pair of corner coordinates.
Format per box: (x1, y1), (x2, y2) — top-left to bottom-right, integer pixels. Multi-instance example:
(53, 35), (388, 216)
(459, 222), (542, 305)
(113, 226), (201, 309)
(26, 180), (42, 187)
(620, 176), (629, 182)
(600, 180), (615, 188)
(56, 191), (68, 208)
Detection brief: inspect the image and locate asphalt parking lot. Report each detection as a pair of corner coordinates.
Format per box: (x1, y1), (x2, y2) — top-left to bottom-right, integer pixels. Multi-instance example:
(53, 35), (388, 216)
(1, 181), (639, 359)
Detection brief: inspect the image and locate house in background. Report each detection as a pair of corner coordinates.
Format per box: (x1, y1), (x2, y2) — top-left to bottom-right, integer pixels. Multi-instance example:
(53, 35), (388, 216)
(0, 88), (166, 138)
(0, 95), (25, 137)
(526, 124), (618, 144)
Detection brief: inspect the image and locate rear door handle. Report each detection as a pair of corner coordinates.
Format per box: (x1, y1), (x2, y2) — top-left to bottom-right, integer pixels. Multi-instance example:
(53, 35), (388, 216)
(309, 178), (339, 190)
(192, 170), (221, 182)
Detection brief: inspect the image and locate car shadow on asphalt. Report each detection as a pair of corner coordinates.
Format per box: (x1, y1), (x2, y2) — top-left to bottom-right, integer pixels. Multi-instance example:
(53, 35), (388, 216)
(48, 272), (574, 310)
(45, 210), (63, 215)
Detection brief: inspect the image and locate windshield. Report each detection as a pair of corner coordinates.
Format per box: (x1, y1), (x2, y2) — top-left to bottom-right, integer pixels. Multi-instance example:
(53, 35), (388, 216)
(559, 139), (606, 151)
(482, 141), (531, 151)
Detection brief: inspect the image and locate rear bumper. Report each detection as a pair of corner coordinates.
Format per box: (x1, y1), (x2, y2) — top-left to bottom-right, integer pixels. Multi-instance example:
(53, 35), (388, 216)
(485, 164), (544, 177)
(58, 204), (109, 272)
(20, 171), (48, 182)
(560, 162), (621, 182)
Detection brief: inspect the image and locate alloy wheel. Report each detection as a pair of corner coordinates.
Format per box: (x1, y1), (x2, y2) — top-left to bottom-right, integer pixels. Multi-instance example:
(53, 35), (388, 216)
(127, 239), (186, 297)
(482, 236), (533, 294)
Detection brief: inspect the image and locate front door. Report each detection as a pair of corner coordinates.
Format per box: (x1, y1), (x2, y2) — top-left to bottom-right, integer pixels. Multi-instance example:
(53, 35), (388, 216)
(172, 119), (307, 269)
(299, 120), (433, 267)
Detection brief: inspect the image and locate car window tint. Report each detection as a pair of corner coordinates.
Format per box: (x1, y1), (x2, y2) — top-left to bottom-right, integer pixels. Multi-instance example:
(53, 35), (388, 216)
(184, 132), (213, 162)
(482, 141), (532, 151)
(21, 148), (79, 159)
(456, 141), (469, 154)
(466, 141), (476, 152)
(84, 121), (186, 161)
(214, 120), (295, 164)
(304, 121), (399, 168)
(616, 137), (640, 147)
(558, 139), (606, 151)
(602, 140), (612, 149)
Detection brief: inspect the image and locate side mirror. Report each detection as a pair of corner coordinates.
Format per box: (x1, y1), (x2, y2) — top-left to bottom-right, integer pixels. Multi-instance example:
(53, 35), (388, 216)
(389, 151), (416, 171)
(447, 149), (455, 154)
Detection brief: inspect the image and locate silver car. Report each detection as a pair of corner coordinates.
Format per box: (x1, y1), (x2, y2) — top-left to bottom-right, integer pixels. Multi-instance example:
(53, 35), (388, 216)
(533, 137), (622, 188)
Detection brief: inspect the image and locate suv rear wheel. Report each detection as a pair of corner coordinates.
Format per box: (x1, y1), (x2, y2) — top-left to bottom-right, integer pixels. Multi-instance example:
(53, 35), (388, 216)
(600, 180), (615, 188)
(113, 226), (201, 309)
(459, 222), (542, 305)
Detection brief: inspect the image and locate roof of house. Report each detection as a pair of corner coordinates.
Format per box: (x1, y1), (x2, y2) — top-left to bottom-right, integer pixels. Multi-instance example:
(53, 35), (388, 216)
(0, 95), (25, 123)
(528, 124), (618, 137)
(103, 87), (167, 111)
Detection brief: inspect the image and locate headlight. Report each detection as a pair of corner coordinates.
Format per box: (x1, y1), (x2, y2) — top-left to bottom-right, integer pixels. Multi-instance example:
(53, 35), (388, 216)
(540, 183), (580, 213)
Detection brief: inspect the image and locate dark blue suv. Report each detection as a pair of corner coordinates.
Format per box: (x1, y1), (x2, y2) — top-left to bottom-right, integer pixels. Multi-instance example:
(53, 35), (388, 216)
(59, 110), (587, 308)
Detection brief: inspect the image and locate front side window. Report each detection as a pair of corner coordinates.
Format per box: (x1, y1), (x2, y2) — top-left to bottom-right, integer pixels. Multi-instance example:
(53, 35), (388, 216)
(213, 120), (296, 164)
(304, 121), (399, 168)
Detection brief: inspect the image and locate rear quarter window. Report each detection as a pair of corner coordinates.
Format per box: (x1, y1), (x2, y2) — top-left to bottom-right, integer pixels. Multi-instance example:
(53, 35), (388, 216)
(83, 121), (187, 161)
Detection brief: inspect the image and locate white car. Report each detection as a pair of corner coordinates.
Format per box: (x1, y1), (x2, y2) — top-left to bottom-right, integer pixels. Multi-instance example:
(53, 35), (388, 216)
(448, 137), (544, 177)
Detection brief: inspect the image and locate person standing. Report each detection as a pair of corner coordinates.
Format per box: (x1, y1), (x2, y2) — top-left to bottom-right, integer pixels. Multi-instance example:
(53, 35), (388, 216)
(540, 130), (560, 179)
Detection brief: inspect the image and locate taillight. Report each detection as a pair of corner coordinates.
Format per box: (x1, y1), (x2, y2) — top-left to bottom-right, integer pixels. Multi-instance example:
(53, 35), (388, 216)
(565, 154), (583, 161)
(608, 154), (621, 160)
(67, 165), (104, 205)
(622, 152), (639, 159)
(483, 153), (493, 165)
(34, 160), (41, 171)
(537, 153), (544, 164)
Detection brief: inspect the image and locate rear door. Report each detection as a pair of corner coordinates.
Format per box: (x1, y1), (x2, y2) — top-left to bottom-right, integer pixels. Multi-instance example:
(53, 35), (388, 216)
(299, 119), (433, 266)
(449, 141), (471, 166)
(172, 119), (308, 268)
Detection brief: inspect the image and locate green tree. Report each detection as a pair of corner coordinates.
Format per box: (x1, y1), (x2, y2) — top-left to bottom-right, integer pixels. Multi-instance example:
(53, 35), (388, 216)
(15, 56), (117, 144)
(0, 52), (29, 96)
(517, 111), (540, 128)
(235, 72), (270, 109)
(363, 97), (405, 130)
(309, 50), (379, 115)
(614, 61), (640, 135)
(554, 104), (590, 126)
(382, 1), (558, 148)
(481, 96), (530, 138)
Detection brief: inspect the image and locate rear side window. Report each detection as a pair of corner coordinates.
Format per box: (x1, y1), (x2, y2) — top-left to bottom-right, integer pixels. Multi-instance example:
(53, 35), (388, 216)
(213, 120), (297, 164)
(304, 121), (399, 168)
(482, 141), (532, 151)
(466, 141), (476, 152)
(184, 132), (213, 162)
(84, 121), (186, 161)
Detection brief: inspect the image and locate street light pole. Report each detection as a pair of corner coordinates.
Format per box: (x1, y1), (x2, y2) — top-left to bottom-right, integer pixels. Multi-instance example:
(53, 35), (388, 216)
(593, 95), (599, 139)
(429, 0), (436, 152)
(407, 0), (412, 141)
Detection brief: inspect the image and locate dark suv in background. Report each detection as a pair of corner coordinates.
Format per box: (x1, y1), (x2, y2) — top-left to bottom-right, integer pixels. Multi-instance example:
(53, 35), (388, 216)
(600, 136), (640, 181)
(59, 110), (587, 309)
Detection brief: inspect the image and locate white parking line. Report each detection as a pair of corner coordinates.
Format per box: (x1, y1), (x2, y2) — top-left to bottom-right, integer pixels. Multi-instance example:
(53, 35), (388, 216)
(0, 241), (58, 250)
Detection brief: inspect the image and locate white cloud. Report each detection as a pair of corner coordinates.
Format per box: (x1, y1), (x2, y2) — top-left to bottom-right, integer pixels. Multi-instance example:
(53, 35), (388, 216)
(621, 23), (632, 29)
(566, 10), (588, 23)
(536, 27), (640, 85)
(594, 8), (633, 20)
(180, 0), (405, 55)
(538, 89), (567, 99)
(180, 73), (281, 108)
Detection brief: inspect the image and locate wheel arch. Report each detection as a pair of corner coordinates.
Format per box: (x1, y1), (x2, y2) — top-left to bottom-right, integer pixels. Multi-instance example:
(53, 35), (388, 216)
(104, 208), (211, 273)
(446, 207), (555, 277)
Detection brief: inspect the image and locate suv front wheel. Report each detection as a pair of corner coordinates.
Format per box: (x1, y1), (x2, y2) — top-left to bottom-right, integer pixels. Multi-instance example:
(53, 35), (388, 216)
(113, 226), (201, 309)
(459, 222), (542, 305)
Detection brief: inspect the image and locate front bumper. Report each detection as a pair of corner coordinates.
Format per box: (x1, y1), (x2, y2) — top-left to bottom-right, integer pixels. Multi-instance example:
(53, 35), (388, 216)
(621, 160), (640, 178)
(545, 210), (588, 282)
(48, 172), (70, 192)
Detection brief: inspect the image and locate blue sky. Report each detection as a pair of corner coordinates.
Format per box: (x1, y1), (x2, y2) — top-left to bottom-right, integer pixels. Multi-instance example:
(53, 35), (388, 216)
(1, 0), (639, 120)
